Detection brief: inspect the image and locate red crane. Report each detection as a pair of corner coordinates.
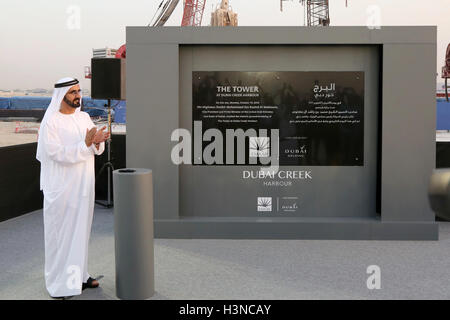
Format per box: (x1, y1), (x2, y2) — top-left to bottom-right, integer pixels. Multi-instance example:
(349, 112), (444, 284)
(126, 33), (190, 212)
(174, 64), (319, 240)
(442, 43), (450, 101)
(181, 0), (207, 26)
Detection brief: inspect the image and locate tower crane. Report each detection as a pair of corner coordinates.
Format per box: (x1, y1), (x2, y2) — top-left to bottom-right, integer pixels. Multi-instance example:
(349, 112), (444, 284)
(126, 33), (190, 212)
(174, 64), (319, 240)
(280, 0), (348, 26)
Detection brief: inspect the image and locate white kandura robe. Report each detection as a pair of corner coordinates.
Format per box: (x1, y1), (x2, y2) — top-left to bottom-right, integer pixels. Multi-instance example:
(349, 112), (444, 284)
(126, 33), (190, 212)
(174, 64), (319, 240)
(39, 110), (104, 297)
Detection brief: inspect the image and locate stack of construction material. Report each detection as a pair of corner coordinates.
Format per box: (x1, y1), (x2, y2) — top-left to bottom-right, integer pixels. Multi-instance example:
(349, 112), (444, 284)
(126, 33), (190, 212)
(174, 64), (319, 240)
(210, 0), (238, 26)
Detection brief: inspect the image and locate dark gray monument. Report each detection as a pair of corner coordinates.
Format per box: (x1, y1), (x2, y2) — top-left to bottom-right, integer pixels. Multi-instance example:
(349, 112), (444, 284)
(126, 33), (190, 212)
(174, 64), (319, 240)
(126, 26), (437, 240)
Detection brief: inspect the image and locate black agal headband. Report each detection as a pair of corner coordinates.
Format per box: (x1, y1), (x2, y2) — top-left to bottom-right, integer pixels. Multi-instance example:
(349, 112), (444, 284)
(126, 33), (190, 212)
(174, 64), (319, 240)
(54, 78), (79, 88)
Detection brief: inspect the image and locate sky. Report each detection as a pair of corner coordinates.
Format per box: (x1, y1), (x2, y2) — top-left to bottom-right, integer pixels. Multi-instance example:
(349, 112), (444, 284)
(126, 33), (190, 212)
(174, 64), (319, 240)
(0, 0), (448, 90)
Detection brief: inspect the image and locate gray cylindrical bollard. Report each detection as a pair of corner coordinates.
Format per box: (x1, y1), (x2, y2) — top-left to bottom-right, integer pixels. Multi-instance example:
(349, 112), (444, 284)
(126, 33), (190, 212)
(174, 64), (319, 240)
(113, 168), (154, 300)
(428, 169), (450, 221)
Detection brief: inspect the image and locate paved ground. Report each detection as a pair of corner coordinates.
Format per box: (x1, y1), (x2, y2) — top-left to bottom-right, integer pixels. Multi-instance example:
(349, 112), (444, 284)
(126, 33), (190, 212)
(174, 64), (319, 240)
(1, 206), (449, 300)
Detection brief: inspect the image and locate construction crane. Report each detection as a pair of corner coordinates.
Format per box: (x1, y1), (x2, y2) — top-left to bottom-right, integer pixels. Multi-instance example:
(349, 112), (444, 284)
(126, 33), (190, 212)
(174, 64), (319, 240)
(85, 0), (201, 76)
(106, 0), (233, 66)
(181, 0), (207, 26)
(280, 0), (348, 26)
(304, 0), (330, 26)
(148, 0), (206, 27)
(86, 0), (346, 78)
(442, 43), (450, 101)
(148, 0), (181, 26)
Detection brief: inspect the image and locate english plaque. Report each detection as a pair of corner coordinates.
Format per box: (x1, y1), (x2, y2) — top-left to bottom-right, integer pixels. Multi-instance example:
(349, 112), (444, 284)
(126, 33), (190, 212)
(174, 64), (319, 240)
(193, 71), (364, 166)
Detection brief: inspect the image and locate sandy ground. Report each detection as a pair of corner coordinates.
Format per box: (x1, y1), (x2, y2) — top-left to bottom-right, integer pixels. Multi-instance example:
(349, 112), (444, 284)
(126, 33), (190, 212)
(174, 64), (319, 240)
(0, 121), (39, 147)
(0, 121), (126, 148)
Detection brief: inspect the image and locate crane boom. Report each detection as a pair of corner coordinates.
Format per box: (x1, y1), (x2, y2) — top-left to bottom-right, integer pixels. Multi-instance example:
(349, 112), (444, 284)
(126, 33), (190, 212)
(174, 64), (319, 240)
(151, 0), (180, 27)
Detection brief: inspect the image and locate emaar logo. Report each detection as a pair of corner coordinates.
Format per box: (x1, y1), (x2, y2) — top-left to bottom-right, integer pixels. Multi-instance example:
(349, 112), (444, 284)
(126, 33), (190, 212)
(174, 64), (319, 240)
(249, 137), (270, 158)
(257, 197), (272, 212)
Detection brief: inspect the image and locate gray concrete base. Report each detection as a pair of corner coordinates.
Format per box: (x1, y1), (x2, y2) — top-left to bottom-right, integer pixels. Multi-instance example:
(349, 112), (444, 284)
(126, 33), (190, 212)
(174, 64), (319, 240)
(155, 217), (438, 240)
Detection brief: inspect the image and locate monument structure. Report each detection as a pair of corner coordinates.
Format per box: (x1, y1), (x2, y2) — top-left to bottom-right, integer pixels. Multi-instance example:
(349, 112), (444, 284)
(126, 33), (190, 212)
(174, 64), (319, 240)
(126, 26), (437, 240)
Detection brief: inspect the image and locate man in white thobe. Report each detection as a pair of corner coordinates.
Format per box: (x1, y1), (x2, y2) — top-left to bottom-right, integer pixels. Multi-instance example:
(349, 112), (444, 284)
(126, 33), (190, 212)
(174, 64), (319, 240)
(36, 77), (110, 298)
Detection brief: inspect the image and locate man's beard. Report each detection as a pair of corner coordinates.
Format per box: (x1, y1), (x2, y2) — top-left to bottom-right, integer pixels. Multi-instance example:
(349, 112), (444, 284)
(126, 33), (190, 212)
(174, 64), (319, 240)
(63, 96), (81, 108)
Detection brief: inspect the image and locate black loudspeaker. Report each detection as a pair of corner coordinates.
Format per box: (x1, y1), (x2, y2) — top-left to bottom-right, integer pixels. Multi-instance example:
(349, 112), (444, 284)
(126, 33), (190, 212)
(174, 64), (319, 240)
(91, 58), (126, 100)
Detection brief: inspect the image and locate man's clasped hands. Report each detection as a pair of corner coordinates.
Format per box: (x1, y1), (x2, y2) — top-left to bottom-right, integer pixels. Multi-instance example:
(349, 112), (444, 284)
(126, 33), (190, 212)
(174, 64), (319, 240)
(85, 126), (110, 147)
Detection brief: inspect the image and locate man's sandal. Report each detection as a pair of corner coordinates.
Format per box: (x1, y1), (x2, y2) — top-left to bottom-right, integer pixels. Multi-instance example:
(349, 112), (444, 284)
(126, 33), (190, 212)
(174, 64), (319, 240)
(50, 295), (74, 300)
(82, 277), (99, 290)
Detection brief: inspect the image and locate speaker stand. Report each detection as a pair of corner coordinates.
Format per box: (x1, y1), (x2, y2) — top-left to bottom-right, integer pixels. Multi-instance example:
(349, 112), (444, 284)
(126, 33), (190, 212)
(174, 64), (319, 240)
(95, 99), (114, 208)
(446, 77), (449, 102)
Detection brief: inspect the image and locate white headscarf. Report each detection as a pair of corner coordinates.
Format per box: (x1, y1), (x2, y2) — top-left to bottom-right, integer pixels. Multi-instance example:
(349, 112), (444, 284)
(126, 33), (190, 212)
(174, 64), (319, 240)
(36, 77), (82, 190)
